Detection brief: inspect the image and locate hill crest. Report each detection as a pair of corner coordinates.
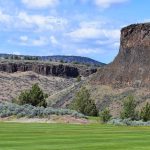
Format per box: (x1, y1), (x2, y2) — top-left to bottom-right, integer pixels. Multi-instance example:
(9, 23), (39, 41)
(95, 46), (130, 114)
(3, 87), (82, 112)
(0, 54), (105, 66)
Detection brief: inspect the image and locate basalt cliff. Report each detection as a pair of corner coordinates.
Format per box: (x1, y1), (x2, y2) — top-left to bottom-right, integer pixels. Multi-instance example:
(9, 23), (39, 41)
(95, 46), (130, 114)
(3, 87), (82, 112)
(92, 23), (150, 87)
(0, 61), (97, 78)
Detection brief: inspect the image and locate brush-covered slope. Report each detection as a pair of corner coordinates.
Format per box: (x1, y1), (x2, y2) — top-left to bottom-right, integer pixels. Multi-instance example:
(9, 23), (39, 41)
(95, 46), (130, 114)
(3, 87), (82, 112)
(0, 54), (105, 66)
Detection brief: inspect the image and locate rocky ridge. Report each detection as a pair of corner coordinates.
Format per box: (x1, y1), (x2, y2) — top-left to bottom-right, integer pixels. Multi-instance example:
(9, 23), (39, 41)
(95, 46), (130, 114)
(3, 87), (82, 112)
(92, 23), (150, 87)
(0, 61), (98, 78)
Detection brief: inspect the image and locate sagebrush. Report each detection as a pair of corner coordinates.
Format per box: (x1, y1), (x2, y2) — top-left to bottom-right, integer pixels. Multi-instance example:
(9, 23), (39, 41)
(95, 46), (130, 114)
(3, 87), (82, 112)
(0, 102), (85, 118)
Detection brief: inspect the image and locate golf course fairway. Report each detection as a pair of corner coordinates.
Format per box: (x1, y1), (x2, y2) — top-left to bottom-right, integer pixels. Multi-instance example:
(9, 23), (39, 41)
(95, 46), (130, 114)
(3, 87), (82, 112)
(0, 122), (150, 150)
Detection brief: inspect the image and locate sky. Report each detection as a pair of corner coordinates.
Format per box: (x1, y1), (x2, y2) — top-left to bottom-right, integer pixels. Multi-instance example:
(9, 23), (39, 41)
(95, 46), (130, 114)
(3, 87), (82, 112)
(0, 0), (149, 63)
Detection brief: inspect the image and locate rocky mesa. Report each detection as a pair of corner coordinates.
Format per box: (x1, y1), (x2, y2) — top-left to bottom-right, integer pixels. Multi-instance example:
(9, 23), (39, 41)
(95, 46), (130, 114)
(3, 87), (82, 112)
(92, 23), (150, 87)
(0, 61), (98, 78)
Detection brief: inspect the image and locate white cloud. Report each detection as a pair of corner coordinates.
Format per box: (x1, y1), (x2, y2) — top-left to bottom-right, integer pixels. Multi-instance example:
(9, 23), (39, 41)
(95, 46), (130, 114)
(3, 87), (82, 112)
(68, 20), (120, 41)
(79, 21), (106, 28)
(50, 36), (58, 45)
(76, 48), (105, 55)
(18, 36), (49, 46)
(17, 12), (67, 31)
(0, 11), (67, 32)
(20, 35), (28, 42)
(113, 42), (120, 48)
(95, 0), (128, 8)
(68, 27), (120, 41)
(68, 27), (103, 39)
(96, 39), (111, 45)
(19, 35), (59, 46)
(13, 51), (21, 55)
(67, 21), (121, 56)
(22, 0), (59, 9)
(31, 37), (48, 46)
(0, 10), (11, 24)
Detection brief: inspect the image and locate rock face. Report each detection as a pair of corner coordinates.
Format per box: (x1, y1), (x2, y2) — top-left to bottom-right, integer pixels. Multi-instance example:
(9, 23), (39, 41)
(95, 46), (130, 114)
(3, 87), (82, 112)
(0, 61), (98, 78)
(92, 23), (150, 87)
(0, 62), (79, 78)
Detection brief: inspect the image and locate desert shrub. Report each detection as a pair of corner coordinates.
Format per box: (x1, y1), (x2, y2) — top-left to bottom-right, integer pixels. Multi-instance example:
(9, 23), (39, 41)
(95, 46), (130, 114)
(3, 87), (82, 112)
(72, 61), (79, 64)
(100, 109), (112, 123)
(0, 102), (85, 119)
(17, 83), (47, 107)
(72, 87), (98, 116)
(16, 112), (27, 118)
(120, 95), (138, 120)
(140, 103), (150, 122)
(108, 118), (150, 126)
(60, 60), (64, 63)
(108, 118), (125, 126)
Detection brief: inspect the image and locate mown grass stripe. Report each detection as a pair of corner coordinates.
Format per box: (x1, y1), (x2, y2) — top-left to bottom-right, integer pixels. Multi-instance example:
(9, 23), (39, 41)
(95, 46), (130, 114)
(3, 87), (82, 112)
(0, 123), (149, 150)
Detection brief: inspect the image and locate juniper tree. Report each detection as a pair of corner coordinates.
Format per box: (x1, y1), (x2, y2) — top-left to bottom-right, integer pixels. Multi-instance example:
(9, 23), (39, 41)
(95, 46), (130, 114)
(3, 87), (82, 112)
(72, 87), (98, 116)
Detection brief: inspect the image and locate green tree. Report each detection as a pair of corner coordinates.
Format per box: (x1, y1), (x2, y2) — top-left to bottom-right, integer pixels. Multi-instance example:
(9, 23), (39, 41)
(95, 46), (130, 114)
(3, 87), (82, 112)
(140, 103), (150, 122)
(100, 108), (112, 123)
(121, 95), (137, 120)
(17, 83), (47, 107)
(72, 87), (98, 116)
(72, 61), (79, 64)
(60, 59), (64, 63)
(14, 55), (21, 60)
(4, 56), (9, 59)
(10, 55), (14, 60)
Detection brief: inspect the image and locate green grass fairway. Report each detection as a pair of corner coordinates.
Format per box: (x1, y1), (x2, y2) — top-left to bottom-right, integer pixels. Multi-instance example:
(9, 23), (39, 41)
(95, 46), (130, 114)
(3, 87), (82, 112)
(0, 123), (150, 150)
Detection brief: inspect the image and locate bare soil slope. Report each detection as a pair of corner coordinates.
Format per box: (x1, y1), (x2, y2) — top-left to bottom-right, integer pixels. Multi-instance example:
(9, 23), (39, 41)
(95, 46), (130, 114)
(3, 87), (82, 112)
(0, 71), (76, 102)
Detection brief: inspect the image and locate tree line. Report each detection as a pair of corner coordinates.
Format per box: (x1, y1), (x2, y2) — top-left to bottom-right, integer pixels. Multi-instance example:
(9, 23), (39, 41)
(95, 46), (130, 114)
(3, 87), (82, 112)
(13, 84), (150, 123)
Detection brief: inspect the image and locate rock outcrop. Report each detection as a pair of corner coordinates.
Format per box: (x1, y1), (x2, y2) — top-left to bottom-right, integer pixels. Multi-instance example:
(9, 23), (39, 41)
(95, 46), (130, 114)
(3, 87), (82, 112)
(92, 23), (150, 87)
(0, 61), (98, 78)
(0, 62), (79, 78)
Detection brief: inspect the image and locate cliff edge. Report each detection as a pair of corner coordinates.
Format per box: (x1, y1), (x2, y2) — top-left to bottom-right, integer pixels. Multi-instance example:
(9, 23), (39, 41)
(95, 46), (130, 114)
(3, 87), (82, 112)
(91, 23), (150, 87)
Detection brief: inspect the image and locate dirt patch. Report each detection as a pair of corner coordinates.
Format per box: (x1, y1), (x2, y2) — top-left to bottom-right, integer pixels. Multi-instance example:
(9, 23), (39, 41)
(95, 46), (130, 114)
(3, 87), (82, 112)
(0, 115), (89, 124)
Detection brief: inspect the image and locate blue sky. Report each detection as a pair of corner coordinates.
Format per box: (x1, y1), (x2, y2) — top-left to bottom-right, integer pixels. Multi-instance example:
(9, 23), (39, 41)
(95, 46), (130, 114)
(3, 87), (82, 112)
(0, 0), (149, 63)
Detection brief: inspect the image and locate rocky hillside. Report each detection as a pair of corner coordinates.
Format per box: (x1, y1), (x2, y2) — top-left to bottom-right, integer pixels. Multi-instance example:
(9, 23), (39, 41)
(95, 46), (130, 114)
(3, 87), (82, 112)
(0, 60), (98, 103)
(91, 23), (150, 87)
(0, 60), (98, 78)
(0, 71), (77, 102)
(85, 23), (150, 116)
(0, 23), (149, 117)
